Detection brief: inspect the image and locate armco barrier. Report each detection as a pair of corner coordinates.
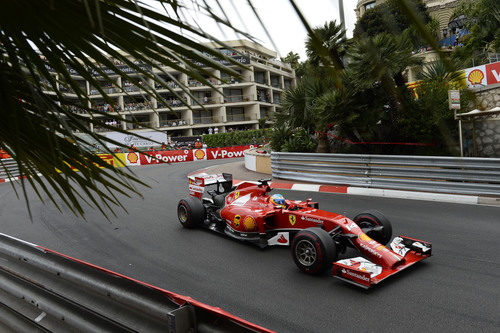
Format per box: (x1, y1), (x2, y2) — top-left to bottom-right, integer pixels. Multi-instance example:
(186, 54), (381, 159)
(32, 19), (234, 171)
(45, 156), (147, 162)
(271, 152), (500, 196)
(0, 233), (272, 332)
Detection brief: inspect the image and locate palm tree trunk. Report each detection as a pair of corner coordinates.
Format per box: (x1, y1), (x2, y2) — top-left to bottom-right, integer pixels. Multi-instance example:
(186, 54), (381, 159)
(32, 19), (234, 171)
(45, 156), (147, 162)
(316, 132), (330, 153)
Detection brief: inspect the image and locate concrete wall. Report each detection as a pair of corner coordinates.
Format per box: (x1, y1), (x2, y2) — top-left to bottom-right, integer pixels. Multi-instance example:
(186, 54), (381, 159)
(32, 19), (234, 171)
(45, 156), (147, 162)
(244, 148), (271, 174)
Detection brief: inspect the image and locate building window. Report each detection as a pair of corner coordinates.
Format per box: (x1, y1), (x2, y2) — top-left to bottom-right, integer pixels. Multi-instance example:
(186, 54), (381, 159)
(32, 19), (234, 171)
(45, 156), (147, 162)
(365, 1), (376, 11)
(226, 107), (244, 122)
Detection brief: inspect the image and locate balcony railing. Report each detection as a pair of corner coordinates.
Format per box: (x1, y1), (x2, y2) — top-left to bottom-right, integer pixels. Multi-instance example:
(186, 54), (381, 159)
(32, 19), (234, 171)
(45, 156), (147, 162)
(270, 81), (281, 88)
(94, 123), (121, 132)
(191, 96), (222, 106)
(219, 75), (252, 84)
(159, 120), (189, 127)
(155, 82), (181, 90)
(123, 103), (152, 111)
(226, 114), (256, 122)
(89, 87), (120, 95)
(123, 85), (141, 92)
(157, 100), (185, 108)
(193, 116), (222, 124)
(224, 95), (254, 103)
(128, 121), (153, 129)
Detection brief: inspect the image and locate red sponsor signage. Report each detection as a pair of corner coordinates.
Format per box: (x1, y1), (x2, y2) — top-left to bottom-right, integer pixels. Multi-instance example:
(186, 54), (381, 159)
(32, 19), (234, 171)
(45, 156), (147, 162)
(485, 61), (500, 85)
(136, 145), (254, 165)
(140, 150), (193, 165)
(207, 145), (253, 160)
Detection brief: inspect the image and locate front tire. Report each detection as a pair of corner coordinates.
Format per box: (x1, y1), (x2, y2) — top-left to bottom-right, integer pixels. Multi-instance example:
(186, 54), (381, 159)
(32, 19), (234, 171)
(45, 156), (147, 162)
(291, 228), (337, 275)
(177, 197), (205, 228)
(352, 210), (393, 245)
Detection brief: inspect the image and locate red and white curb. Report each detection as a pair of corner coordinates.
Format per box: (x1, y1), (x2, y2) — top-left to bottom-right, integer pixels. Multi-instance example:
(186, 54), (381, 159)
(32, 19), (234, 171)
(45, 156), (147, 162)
(231, 178), (489, 205)
(188, 168), (487, 205)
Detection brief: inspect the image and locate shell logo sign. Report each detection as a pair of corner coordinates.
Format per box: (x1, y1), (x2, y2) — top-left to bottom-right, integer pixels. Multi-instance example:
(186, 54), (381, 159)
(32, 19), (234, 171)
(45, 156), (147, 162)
(243, 216), (257, 231)
(464, 61), (500, 88)
(126, 153), (140, 166)
(467, 69), (485, 86)
(193, 149), (207, 160)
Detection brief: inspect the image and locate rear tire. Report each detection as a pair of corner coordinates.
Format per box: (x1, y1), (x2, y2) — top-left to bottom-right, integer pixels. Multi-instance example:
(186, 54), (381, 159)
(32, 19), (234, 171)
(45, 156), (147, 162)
(291, 228), (337, 275)
(177, 197), (205, 228)
(352, 210), (392, 245)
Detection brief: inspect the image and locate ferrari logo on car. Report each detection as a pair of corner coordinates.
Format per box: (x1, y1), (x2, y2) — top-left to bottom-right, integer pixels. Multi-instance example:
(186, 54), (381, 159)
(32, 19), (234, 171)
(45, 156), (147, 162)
(234, 191), (240, 199)
(289, 215), (296, 226)
(233, 215), (241, 227)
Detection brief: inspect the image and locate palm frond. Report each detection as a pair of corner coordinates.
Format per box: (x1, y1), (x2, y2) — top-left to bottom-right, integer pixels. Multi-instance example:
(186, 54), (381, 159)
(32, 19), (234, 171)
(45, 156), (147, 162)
(0, 0), (252, 218)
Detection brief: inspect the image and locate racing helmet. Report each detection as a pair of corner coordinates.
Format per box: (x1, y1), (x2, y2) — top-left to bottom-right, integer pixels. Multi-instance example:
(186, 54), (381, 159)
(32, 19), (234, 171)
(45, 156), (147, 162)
(270, 194), (286, 208)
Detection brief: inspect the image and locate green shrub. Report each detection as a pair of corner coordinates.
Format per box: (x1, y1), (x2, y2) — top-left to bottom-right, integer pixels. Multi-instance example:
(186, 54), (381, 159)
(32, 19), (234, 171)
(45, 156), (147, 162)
(202, 129), (270, 148)
(269, 125), (292, 152)
(281, 128), (317, 152)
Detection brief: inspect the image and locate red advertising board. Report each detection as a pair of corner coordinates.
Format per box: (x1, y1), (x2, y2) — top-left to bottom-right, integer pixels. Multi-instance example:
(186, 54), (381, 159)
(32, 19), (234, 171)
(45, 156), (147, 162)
(140, 149), (193, 165)
(485, 61), (500, 85)
(136, 145), (254, 166)
(207, 145), (253, 160)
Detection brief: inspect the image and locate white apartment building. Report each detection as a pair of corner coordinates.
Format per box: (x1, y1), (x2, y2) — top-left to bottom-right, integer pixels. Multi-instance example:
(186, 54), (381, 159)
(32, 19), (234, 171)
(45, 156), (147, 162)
(58, 39), (296, 137)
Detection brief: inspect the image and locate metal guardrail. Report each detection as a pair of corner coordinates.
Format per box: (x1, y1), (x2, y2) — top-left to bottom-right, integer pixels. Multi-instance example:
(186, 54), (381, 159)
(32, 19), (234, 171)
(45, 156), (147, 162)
(0, 159), (21, 180)
(0, 233), (271, 332)
(271, 152), (500, 196)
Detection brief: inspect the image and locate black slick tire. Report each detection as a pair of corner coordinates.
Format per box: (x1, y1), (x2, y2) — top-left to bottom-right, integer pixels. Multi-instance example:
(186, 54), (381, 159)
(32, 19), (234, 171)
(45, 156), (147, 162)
(291, 227), (337, 275)
(352, 210), (393, 245)
(177, 197), (205, 228)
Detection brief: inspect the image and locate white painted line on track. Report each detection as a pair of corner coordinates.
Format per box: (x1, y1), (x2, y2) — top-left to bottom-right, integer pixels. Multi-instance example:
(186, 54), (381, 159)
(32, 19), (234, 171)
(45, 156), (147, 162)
(291, 184), (321, 192)
(347, 187), (479, 204)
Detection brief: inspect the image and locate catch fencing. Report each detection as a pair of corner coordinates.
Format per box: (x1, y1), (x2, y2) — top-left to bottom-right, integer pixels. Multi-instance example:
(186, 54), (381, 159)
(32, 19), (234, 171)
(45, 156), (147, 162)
(271, 152), (500, 196)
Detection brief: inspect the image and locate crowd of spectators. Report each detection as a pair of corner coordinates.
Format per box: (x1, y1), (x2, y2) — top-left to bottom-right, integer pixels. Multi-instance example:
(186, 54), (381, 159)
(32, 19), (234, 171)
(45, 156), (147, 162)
(160, 119), (188, 127)
(123, 102), (151, 111)
(158, 99), (183, 108)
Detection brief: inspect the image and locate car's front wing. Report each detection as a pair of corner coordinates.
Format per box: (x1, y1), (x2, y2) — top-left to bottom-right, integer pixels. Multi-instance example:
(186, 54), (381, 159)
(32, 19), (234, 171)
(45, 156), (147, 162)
(332, 236), (432, 289)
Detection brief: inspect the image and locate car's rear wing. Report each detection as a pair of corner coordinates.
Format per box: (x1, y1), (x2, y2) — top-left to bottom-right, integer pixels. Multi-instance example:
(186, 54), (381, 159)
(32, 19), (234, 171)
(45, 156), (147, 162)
(332, 236), (432, 289)
(188, 173), (233, 199)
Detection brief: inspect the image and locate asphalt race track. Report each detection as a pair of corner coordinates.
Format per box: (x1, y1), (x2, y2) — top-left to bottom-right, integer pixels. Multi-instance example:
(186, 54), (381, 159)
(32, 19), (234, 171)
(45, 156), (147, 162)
(1, 159), (499, 332)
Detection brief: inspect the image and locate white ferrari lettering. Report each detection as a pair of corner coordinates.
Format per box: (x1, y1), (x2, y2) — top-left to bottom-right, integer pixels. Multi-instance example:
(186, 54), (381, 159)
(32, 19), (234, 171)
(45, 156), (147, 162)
(300, 216), (322, 223)
(342, 269), (370, 282)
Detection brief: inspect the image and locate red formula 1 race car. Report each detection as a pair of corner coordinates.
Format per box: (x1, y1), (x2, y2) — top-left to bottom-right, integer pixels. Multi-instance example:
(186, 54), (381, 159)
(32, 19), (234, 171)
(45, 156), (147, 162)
(177, 173), (432, 289)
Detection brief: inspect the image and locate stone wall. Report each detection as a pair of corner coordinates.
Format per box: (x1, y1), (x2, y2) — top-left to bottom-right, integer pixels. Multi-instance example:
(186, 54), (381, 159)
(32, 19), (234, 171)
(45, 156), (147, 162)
(475, 83), (500, 109)
(461, 107), (500, 158)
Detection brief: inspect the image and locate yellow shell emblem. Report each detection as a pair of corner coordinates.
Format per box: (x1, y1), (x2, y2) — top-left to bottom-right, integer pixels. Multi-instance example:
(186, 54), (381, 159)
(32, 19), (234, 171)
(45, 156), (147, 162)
(233, 215), (241, 227)
(289, 215), (296, 226)
(243, 216), (257, 231)
(468, 69), (484, 85)
(194, 149), (205, 160)
(234, 191), (240, 199)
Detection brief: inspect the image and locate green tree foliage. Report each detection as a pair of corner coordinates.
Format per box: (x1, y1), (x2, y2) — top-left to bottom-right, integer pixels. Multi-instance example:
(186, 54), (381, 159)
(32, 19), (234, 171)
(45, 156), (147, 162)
(305, 21), (348, 68)
(354, 0), (431, 38)
(202, 129), (269, 148)
(451, 0), (500, 67)
(0, 0), (251, 217)
(280, 51), (300, 70)
(281, 128), (317, 153)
